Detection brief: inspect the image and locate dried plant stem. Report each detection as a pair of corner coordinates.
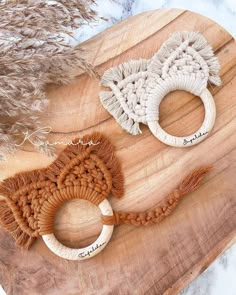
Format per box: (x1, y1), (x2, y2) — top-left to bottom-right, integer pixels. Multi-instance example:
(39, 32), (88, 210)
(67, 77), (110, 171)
(0, 0), (98, 160)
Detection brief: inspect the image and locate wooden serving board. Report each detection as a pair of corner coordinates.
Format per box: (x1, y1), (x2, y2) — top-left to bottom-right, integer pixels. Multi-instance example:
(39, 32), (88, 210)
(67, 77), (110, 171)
(0, 9), (236, 295)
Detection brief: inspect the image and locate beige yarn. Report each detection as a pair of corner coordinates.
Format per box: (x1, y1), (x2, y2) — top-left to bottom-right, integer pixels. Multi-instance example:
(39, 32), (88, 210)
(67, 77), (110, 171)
(99, 31), (221, 147)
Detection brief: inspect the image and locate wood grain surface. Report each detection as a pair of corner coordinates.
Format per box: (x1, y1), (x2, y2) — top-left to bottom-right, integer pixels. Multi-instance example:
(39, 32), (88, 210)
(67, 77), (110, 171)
(0, 9), (236, 295)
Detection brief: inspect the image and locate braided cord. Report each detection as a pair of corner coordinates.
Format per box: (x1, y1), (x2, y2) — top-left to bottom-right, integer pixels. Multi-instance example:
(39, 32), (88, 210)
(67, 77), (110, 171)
(102, 166), (212, 226)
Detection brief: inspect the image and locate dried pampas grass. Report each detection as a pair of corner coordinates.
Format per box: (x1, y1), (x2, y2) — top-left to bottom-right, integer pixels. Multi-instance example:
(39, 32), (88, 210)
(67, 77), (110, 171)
(0, 0), (98, 160)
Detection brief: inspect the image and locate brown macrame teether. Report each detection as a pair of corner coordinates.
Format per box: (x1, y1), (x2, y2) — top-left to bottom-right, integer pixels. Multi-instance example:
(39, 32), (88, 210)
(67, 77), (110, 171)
(100, 31), (221, 147)
(0, 132), (211, 260)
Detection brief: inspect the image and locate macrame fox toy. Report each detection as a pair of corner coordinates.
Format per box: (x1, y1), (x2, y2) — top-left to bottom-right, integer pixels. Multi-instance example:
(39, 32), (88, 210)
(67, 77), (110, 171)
(0, 132), (211, 260)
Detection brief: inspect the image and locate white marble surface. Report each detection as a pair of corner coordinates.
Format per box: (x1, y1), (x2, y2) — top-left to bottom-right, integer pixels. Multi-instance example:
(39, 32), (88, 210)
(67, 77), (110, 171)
(180, 243), (236, 295)
(0, 1), (235, 295)
(75, 0), (236, 43)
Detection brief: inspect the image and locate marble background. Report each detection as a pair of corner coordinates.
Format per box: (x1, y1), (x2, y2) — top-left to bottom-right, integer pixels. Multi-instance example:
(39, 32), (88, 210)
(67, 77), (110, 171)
(75, 0), (236, 43)
(1, 1), (235, 295)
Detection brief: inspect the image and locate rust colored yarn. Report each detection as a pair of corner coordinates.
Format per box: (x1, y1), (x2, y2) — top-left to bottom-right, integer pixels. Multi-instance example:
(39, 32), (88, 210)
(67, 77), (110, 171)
(0, 132), (124, 249)
(0, 132), (212, 250)
(102, 166), (212, 226)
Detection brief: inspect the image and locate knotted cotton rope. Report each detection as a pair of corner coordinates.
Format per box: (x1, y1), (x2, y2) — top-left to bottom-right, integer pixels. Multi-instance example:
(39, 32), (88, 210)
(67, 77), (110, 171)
(99, 31), (221, 147)
(0, 132), (212, 260)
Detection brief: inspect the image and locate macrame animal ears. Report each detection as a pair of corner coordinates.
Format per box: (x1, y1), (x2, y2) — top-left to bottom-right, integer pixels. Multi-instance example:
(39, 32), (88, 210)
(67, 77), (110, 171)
(100, 31), (221, 147)
(0, 133), (124, 251)
(148, 31), (221, 88)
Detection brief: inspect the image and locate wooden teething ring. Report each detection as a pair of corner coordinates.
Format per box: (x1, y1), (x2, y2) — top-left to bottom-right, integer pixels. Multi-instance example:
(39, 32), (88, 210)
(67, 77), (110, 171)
(42, 199), (114, 260)
(147, 77), (216, 147)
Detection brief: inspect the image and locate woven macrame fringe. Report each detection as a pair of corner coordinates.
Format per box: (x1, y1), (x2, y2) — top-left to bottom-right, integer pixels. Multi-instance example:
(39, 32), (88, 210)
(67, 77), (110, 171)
(47, 132), (124, 198)
(100, 60), (148, 135)
(101, 59), (148, 86)
(84, 132), (124, 198)
(0, 132), (124, 200)
(148, 31), (221, 86)
(0, 169), (45, 198)
(0, 200), (35, 249)
(100, 90), (142, 135)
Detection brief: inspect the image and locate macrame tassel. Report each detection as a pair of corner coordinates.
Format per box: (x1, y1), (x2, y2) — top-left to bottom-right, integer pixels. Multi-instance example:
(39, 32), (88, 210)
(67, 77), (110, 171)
(0, 200), (35, 249)
(178, 165), (212, 195)
(102, 166), (212, 226)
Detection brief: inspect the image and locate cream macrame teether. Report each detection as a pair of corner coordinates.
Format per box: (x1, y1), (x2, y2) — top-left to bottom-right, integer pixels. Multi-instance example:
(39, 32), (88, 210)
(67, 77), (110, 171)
(0, 132), (211, 260)
(100, 32), (221, 147)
